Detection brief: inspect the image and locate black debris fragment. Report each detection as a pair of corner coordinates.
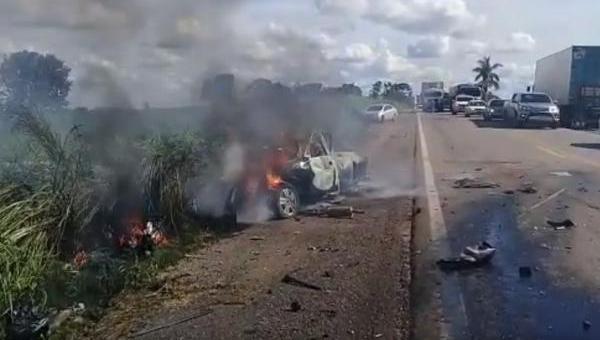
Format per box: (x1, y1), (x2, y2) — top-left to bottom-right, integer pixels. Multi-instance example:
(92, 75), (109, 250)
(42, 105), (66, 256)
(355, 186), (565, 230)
(546, 219), (575, 230)
(6, 304), (49, 340)
(289, 301), (301, 312)
(519, 266), (533, 278)
(583, 320), (592, 331)
(282, 274), (322, 291)
(453, 178), (499, 189)
(518, 183), (538, 194)
(437, 241), (496, 271)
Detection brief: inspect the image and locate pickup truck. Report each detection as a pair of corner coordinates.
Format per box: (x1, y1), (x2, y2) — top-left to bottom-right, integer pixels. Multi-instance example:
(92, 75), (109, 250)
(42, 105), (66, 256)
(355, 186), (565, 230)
(503, 92), (560, 128)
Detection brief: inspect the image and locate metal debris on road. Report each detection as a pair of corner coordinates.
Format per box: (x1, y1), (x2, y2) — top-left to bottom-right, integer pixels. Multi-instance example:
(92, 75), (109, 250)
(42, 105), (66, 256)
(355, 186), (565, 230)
(249, 236), (265, 241)
(289, 301), (301, 312)
(518, 182), (538, 194)
(583, 320), (592, 331)
(453, 178), (499, 189)
(519, 266), (533, 278)
(546, 219), (575, 230)
(300, 204), (359, 219)
(281, 273), (322, 291)
(437, 241), (496, 271)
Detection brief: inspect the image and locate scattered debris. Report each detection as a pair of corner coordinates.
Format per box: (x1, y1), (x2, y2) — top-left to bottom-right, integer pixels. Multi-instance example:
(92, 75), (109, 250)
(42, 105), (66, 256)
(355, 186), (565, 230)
(300, 204), (358, 219)
(320, 309), (337, 318)
(281, 274), (322, 291)
(249, 236), (265, 241)
(550, 171), (572, 177)
(518, 183), (538, 194)
(578, 186), (589, 193)
(49, 309), (73, 332)
(526, 188), (566, 212)
(503, 190), (515, 195)
(322, 271), (332, 278)
(474, 167), (483, 172)
(289, 301), (301, 312)
(547, 219), (575, 230)
(519, 266), (533, 278)
(437, 241), (496, 271)
(453, 178), (499, 189)
(5, 304), (49, 340)
(129, 309), (212, 338)
(583, 320), (592, 331)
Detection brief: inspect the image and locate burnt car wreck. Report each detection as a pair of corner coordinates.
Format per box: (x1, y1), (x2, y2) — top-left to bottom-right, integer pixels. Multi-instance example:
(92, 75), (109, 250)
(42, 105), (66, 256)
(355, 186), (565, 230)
(227, 131), (367, 220)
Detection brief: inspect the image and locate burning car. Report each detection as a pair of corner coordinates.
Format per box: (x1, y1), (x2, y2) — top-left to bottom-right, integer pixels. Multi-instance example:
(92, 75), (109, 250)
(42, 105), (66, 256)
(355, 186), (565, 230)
(228, 131), (367, 220)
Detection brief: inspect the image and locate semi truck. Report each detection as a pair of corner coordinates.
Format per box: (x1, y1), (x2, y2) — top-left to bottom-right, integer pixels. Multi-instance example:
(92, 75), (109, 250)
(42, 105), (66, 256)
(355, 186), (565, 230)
(419, 81), (444, 110)
(534, 46), (600, 129)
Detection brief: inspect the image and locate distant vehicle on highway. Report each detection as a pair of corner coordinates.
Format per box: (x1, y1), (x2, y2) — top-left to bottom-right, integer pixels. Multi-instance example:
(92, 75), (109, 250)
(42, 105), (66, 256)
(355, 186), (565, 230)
(484, 99), (507, 121)
(449, 84), (483, 114)
(503, 92), (560, 128)
(464, 100), (487, 117)
(363, 104), (398, 122)
(422, 88), (445, 112)
(452, 95), (474, 114)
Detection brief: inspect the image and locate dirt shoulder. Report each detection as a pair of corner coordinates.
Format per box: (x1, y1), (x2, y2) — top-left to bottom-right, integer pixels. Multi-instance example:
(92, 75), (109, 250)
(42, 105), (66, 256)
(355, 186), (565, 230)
(88, 196), (412, 340)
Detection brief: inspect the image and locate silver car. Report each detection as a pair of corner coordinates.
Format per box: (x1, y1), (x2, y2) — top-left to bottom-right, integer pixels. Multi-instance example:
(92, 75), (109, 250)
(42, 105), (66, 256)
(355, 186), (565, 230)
(504, 92), (560, 128)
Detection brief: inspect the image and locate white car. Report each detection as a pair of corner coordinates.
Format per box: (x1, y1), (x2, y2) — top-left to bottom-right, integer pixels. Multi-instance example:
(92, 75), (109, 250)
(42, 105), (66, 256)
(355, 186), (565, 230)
(452, 95), (475, 114)
(464, 100), (487, 117)
(364, 104), (398, 122)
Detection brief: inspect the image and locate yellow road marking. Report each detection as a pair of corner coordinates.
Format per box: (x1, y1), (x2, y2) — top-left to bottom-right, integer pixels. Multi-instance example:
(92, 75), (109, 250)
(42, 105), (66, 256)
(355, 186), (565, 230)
(536, 145), (566, 158)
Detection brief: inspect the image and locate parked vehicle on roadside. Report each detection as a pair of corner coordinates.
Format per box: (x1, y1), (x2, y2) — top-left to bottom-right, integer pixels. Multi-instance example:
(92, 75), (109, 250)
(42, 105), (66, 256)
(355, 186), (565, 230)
(503, 92), (560, 128)
(464, 100), (487, 117)
(363, 104), (399, 122)
(534, 46), (600, 129)
(452, 95), (474, 114)
(484, 99), (507, 121)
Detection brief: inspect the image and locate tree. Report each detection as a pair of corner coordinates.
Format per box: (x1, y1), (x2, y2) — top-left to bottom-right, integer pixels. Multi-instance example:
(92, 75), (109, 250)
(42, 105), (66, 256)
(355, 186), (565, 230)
(369, 81), (382, 99)
(473, 56), (502, 98)
(0, 51), (72, 112)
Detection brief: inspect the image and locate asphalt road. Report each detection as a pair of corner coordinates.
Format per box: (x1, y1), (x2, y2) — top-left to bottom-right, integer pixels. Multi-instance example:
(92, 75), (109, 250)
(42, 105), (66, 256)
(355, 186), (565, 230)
(413, 112), (600, 340)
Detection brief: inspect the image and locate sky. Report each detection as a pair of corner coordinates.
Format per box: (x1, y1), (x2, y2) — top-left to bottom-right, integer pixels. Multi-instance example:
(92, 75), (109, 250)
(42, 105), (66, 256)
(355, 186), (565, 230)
(0, 0), (598, 108)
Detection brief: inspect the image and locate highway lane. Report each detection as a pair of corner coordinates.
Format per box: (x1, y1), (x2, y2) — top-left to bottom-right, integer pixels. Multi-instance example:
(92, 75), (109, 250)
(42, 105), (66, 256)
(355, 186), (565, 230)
(414, 112), (600, 340)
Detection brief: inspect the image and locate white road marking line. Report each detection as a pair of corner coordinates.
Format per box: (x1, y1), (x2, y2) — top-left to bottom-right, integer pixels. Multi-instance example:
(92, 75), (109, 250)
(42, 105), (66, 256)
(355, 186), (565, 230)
(417, 112), (468, 339)
(536, 146), (566, 159)
(526, 188), (566, 212)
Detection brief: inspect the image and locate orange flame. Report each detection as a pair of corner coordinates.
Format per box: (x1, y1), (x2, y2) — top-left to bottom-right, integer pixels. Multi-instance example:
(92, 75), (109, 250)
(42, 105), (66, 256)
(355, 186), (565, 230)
(118, 214), (169, 249)
(266, 169), (283, 190)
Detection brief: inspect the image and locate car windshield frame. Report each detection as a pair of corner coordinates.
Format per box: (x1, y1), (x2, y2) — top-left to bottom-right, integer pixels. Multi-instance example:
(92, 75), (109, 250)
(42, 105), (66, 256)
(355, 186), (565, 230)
(469, 101), (486, 106)
(521, 94), (552, 103)
(367, 105), (383, 111)
(456, 96), (472, 102)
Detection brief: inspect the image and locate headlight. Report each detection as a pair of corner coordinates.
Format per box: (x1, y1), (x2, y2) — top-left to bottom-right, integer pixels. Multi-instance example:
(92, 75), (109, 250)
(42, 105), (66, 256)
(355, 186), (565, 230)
(520, 105), (530, 111)
(294, 161), (310, 170)
(549, 106), (559, 114)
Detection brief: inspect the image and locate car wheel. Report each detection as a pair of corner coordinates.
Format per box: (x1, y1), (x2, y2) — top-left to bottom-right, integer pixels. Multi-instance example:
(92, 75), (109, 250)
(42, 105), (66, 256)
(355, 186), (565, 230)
(465, 113), (471, 118)
(379, 115), (385, 123)
(273, 183), (299, 219)
(551, 121), (558, 129)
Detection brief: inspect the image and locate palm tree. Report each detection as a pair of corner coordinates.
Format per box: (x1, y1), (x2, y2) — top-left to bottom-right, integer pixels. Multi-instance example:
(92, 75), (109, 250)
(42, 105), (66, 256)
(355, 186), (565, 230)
(473, 56), (502, 98)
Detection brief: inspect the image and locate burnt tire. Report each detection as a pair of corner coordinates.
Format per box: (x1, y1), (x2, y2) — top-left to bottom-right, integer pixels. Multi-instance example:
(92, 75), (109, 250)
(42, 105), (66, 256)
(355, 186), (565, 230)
(273, 183), (299, 219)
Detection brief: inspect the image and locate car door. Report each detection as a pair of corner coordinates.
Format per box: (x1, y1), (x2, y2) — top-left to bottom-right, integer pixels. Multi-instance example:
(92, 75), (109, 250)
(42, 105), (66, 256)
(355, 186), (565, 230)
(305, 133), (338, 192)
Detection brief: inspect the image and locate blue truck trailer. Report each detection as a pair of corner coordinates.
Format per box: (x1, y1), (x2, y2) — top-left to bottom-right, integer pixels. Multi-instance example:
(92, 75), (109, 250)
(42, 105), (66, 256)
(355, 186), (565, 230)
(534, 46), (600, 129)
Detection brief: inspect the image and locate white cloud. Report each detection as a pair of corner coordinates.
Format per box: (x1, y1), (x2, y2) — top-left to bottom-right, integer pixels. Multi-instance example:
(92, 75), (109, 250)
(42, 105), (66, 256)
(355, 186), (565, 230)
(315, 0), (485, 37)
(492, 32), (536, 53)
(407, 36), (450, 58)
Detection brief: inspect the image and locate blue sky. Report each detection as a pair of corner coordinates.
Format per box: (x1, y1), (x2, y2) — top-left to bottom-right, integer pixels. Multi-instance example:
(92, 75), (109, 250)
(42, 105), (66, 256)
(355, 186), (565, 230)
(0, 0), (598, 107)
